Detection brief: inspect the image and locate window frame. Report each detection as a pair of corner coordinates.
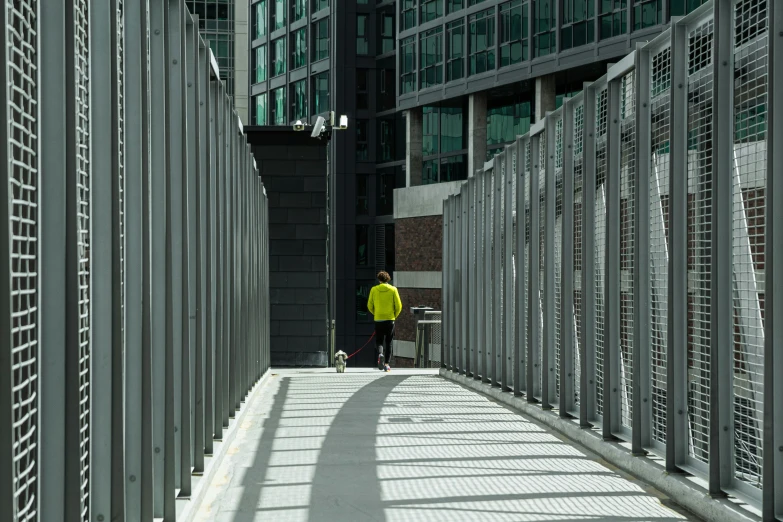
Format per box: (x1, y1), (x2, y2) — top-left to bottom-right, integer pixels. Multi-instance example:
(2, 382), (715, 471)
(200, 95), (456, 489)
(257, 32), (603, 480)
(534, 0), (557, 57)
(272, 0), (286, 31)
(312, 18), (330, 62)
(400, 36), (416, 94)
(447, 19), (465, 82)
(420, 0), (443, 24)
(271, 87), (287, 125)
(420, 27), (444, 89)
(499, 0), (528, 67)
(469, 8), (496, 76)
(561, 0), (595, 50)
(357, 14), (370, 55)
(290, 28), (307, 70)
(599, 0), (628, 40)
(290, 79), (308, 121)
(253, 44), (267, 84)
(271, 36), (286, 77)
(312, 71), (330, 115)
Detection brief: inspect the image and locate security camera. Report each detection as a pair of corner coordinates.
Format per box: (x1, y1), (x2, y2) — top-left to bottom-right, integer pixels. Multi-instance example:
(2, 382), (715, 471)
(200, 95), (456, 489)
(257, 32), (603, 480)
(311, 116), (326, 138)
(338, 115), (348, 130)
(293, 120), (306, 132)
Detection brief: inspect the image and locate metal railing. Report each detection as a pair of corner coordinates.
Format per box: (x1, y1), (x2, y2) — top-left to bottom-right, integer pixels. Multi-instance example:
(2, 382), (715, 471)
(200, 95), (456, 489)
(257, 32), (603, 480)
(1, 1), (270, 521)
(414, 311), (442, 368)
(441, 1), (783, 518)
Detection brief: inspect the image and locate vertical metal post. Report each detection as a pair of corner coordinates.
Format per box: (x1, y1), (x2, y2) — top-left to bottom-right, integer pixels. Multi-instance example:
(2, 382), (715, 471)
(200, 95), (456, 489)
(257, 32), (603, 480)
(476, 170), (485, 381)
(504, 148), (514, 392)
(178, 12), (194, 499)
(633, 45), (653, 455)
(38, 0), (67, 518)
(515, 138), (527, 397)
(461, 185), (469, 375)
(451, 194), (458, 372)
(561, 101), (576, 415)
(92, 0), (116, 516)
(528, 133), (541, 400)
(212, 75), (224, 441)
(668, 20), (689, 469)
(194, 30), (206, 474)
(484, 167), (493, 384)
(442, 198), (449, 370)
(468, 177), (476, 377)
(493, 157), (503, 386)
(766, 0), (783, 518)
(605, 79), (622, 439)
(221, 91), (230, 429)
(711, 0), (735, 495)
(544, 117), (556, 409)
(581, 83), (597, 426)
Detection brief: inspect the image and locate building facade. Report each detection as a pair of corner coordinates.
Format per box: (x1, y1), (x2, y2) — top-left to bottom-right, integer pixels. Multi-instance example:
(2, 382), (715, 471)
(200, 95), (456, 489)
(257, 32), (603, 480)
(249, 0), (709, 365)
(188, 0), (250, 122)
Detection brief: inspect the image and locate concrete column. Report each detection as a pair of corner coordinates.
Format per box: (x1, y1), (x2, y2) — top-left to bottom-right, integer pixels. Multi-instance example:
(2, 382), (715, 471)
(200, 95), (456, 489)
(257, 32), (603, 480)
(234, 0), (249, 124)
(535, 74), (557, 122)
(468, 92), (488, 176)
(405, 107), (423, 187)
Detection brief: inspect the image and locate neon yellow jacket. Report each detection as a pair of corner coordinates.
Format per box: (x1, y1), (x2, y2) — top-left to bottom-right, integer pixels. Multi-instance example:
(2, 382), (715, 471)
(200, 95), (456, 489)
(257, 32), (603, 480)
(367, 283), (402, 321)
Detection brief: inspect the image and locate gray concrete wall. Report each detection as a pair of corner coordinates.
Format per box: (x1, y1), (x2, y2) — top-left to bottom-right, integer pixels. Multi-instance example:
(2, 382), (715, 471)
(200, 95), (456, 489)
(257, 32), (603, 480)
(393, 180), (465, 219)
(247, 128), (328, 366)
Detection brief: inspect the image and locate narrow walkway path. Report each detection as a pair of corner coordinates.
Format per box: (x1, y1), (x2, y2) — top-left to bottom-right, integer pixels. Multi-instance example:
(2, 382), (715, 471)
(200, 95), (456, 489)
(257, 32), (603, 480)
(193, 369), (697, 522)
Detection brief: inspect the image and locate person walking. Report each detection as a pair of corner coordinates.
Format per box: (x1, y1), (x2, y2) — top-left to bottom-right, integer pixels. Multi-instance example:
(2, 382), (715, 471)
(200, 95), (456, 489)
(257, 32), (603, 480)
(367, 271), (402, 371)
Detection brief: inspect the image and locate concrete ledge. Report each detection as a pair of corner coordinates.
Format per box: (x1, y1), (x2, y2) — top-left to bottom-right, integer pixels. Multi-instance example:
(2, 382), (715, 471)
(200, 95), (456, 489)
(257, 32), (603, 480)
(440, 369), (761, 522)
(394, 271), (442, 289)
(177, 368), (273, 522)
(393, 181), (466, 219)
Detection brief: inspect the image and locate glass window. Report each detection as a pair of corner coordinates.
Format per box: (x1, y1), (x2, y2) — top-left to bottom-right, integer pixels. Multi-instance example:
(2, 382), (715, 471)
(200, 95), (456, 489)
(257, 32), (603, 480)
(401, 0), (416, 31)
(555, 88), (581, 108)
(420, 27), (443, 89)
(447, 0), (463, 14)
(534, 0), (556, 56)
(253, 93), (268, 125)
(468, 0), (485, 5)
(253, 45), (267, 83)
(271, 87), (286, 125)
(669, 0), (707, 16)
(500, 0), (528, 66)
(381, 14), (395, 54)
(423, 159), (439, 184)
(313, 18), (330, 61)
(377, 170), (396, 215)
(272, 0), (285, 30)
(420, 0), (443, 24)
(423, 106), (439, 156)
(633, 0), (661, 30)
(271, 37), (286, 76)
(469, 9), (495, 75)
(599, 0), (627, 40)
(312, 72), (329, 114)
(356, 119), (369, 161)
(379, 119), (395, 162)
(359, 0), (368, 4)
(291, 28), (307, 69)
(356, 176), (369, 215)
(356, 69), (369, 110)
(400, 36), (416, 94)
(440, 107), (463, 153)
(356, 282), (373, 321)
(290, 80), (307, 121)
(487, 101), (531, 147)
(447, 20), (464, 81)
(356, 226), (369, 266)
(440, 155), (467, 182)
(292, 0), (307, 22)
(254, 0), (267, 39)
(357, 15), (370, 55)
(313, 0), (329, 13)
(561, 0), (595, 50)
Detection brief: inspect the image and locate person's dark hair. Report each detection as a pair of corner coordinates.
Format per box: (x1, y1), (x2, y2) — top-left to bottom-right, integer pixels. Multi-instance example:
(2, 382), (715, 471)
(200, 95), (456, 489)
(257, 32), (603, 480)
(377, 271), (391, 283)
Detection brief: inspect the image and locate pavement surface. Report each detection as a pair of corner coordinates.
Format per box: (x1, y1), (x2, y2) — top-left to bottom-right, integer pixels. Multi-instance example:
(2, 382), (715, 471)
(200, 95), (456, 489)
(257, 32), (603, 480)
(193, 368), (699, 522)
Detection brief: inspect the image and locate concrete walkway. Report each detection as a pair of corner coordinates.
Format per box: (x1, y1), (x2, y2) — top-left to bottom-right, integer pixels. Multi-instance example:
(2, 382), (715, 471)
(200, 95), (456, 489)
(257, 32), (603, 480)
(192, 369), (698, 522)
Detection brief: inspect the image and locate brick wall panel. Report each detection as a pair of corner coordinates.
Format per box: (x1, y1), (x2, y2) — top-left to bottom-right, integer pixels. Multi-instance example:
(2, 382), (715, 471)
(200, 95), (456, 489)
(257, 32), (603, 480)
(395, 216), (443, 272)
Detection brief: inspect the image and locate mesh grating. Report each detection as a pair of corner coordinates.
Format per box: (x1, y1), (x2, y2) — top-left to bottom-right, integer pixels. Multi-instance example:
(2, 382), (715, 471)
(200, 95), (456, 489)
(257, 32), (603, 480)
(731, 0), (766, 489)
(117, 0), (126, 360)
(594, 87), (608, 416)
(7, 1), (40, 519)
(649, 45), (671, 445)
(620, 72), (636, 430)
(554, 117), (563, 399)
(686, 17), (713, 465)
(538, 133), (546, 397)
(75, 0), (92, 517)
(524, 142), (530, 358)
(573, 103), (584, 410)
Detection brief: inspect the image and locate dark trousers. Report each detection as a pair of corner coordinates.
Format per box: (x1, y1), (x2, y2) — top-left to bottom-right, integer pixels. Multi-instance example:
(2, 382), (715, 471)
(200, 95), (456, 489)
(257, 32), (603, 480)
(375, 321), (395, 364)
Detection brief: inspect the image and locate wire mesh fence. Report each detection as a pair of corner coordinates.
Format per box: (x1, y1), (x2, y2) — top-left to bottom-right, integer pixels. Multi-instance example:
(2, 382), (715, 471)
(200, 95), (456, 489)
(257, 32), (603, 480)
(1, 1), (271, 521)
(441, 0), (783, 516)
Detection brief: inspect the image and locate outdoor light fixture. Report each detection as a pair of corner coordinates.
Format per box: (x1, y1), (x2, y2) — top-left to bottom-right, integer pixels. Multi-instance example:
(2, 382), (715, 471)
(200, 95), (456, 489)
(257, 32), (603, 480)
(292, 111), (349, 141)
